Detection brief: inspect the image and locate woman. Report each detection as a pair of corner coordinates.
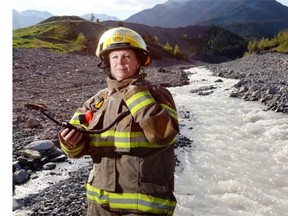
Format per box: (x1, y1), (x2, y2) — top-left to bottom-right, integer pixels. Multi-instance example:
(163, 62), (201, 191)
(58, 27), (179, 215)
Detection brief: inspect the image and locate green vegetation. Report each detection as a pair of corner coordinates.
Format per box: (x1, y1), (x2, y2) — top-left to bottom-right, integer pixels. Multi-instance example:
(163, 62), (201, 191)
(164, 41), (173, 53)
(13, 17), (107, 55)
(163, 42), (185, 59)
(163, 25), (248, 60)
(13, 22), (87, 53)
(13, 16), (287, 61)
(173, 44), (182, 58)
(205, 25), (247, 59)
(246, 29), (288, 55)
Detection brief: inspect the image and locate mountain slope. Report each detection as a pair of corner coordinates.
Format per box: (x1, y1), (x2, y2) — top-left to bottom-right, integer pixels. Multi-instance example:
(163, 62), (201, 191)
(81, 13), (120, 22)
(125, 0), (288, 39)
(12, 9), (121, 30)
(13, 16), (108, 55)
(12, 16), (188, 64)
(13, 9), (53, 30)
(13, 15), (247, 64)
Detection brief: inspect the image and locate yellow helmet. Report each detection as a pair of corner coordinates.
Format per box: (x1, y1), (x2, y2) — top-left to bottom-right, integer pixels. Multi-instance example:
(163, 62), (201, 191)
(96, 27), (151, 66)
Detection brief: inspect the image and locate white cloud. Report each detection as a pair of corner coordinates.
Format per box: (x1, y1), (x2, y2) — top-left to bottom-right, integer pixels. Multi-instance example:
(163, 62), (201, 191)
(278, 0), (288, 6)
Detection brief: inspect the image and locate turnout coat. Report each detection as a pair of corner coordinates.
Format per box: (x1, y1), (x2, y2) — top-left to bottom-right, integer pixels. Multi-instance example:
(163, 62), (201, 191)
(59, 73), (179, 215)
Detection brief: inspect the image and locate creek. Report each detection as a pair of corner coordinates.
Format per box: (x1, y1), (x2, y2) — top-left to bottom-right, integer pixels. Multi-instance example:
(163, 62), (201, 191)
(14, 66), (288, 216)
(172, 67), (288, 216)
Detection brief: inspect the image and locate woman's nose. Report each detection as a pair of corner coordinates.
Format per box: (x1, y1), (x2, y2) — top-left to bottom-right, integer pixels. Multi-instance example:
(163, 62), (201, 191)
(116, 56), (125, 64)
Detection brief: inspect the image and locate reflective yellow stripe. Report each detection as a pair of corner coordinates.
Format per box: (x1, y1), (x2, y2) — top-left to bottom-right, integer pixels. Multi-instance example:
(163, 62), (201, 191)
(69, 111), (82, 125)
(126, 91), (155, 116)
(161, 103), (178, 120)
(86, 184), (176, 215)
(69, 111), (89, 129)
(89, 131), (174, 148)
(60, 142), (85, 156)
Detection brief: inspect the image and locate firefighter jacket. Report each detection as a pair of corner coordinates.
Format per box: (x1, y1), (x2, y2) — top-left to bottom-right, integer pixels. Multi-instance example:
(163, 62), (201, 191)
(59, 73), (179, 215)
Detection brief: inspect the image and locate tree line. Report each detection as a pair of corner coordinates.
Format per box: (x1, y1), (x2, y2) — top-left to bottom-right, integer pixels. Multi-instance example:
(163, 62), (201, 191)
(246, 30), (288, 55)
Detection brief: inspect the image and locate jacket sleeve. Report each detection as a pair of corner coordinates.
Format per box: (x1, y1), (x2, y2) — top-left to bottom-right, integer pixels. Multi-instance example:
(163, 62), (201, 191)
(58, 131), (88, 158)
(122, 85), (179, 145)
(58, 89), (107, 158)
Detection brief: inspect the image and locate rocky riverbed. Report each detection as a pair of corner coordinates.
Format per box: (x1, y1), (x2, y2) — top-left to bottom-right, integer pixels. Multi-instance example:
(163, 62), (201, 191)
(206, 52), (288, 114)
(12, 48), (287, 215)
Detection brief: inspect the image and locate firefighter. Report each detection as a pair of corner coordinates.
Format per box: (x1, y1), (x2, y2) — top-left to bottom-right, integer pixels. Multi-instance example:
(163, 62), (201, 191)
(58, 27), (179, 215)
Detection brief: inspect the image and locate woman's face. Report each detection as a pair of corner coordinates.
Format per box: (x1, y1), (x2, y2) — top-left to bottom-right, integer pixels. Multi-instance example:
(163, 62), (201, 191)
(109, 49), (141, 81)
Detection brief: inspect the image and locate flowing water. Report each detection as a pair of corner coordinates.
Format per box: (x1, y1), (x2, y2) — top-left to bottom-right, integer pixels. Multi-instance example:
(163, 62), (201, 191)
(14, 66), (288, 216)
(171, 67), (288, 216)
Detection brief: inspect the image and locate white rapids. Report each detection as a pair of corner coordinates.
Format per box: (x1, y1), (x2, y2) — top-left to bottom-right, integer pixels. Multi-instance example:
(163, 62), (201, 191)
(171, 67), (288, 216)
(13, 66), (288, 216)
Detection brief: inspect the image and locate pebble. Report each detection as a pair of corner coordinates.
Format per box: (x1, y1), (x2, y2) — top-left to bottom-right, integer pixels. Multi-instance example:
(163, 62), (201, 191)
(12, 48), (287, 214)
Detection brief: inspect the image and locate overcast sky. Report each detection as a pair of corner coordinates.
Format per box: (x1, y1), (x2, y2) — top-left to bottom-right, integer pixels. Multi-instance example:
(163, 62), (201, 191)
(12, 0), (288, 20)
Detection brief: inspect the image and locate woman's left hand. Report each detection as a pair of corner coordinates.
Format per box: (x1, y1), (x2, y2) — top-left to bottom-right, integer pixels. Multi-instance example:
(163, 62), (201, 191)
(60, 128), (83, 148)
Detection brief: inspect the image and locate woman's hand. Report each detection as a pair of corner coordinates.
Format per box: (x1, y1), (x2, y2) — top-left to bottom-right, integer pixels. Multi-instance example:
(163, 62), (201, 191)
(60, 128), (83, 148)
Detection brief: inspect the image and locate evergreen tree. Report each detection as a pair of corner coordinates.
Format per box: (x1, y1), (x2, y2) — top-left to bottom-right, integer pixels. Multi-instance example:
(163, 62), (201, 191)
(90, 13), (95, 22)
(173, 44), (181, 57)
(164, 41), (173, 53)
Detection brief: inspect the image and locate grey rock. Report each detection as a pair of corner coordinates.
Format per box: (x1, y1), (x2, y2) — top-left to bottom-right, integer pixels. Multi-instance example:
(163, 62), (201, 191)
(26, 140), (55, 153)
(43, 162), (56, 170)
(13, 169), (30, 184)
(22, 149), (42, 160)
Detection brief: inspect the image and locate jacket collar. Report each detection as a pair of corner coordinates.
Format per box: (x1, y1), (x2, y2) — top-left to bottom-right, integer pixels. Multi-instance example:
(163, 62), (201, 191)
(107, 73), (147, 91)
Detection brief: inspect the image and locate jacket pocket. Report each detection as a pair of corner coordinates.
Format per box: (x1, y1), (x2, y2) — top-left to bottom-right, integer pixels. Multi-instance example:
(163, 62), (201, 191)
(140, 181), (170, 194)
(138, 148), (174, 194)
(139, 160), (169, 193)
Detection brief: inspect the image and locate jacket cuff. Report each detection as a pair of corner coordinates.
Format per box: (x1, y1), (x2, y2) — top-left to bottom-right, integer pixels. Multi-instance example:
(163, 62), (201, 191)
(58, 131), (85, 157)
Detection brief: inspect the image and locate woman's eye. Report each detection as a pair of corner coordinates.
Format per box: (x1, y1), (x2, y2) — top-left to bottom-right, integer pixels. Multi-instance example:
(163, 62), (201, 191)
(110, 54), (131, 61)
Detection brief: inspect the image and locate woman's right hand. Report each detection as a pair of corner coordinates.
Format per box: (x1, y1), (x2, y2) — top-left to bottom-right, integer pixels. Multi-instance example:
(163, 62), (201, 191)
(60, 128), (83, 148)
